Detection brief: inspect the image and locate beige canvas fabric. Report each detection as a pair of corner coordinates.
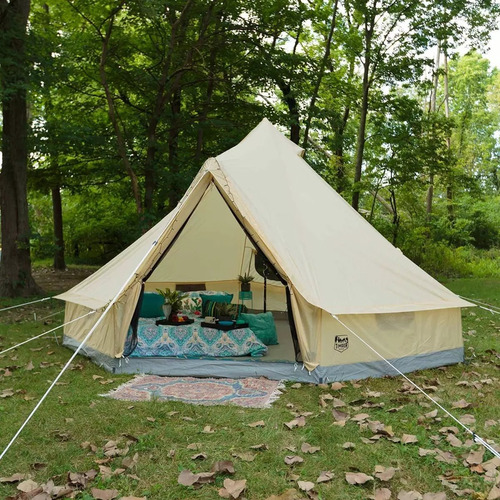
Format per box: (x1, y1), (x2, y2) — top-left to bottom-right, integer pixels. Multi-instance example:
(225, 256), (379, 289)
(57, 119), (470, 370)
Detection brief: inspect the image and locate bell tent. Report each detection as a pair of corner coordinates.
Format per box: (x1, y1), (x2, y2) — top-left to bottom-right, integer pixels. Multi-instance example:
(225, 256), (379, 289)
(56, 119), (471, 383)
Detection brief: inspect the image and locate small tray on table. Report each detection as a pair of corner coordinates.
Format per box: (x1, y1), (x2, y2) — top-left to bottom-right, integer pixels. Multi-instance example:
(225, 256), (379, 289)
(155, 318), (195, 326)
(201, 321), (248, 331)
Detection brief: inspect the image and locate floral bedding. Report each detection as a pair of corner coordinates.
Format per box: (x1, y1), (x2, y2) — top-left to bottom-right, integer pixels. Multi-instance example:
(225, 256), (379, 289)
(125, 318), (267, 358)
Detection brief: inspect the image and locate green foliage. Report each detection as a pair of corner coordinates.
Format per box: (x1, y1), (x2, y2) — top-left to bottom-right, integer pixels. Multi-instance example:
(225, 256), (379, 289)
(155, 288), (186, 310)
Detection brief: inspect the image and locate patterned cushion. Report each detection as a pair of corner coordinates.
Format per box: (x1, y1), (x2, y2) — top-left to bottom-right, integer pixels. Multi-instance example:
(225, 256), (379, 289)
(200, 292), (233, 317)
(180, 292), (203, 317)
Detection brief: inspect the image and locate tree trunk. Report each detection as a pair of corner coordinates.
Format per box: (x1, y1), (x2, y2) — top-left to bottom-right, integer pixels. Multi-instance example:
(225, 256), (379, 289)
(277, 81), (300, 145)
(443, 49), (453, 220)
(0, 0), (41, 297)
(352, 10), (375, 211)
(302, 0), (339, 152)
(167, 87), (183, 208)
(98, 11), (143, 214)
(51, 185), (66, 270)
(426, 43), (440, 219)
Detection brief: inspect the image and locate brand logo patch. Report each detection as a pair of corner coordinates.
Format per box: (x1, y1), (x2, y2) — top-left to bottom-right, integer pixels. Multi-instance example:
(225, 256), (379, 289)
(334, 335), (349, 353)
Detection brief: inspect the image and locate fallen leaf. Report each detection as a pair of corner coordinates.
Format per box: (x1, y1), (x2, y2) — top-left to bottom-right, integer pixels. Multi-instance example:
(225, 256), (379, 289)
(178, 469), (215, 486)
(203, 425), (215, 433)
(146, 417), (156, 422)
(187, 442), (202, 450)
(248, 420), (265, 428)
(487, 485), (500, 500)
(434, 449), (457, 464)
(211, 461), (235, 474)
(446, 434), (463, 447)
(459, 414), (476, 425)
(418, 448), (436, 457)
(250, 443), (268, 450)
(332, 409), (349, 422)
(374, 465), (396, 481)
(0, 473), (26, 483)
(290, 383), (301, 389)
(297, 481), (315, 492)
(401, 434), (418, 444)
(284, 416), (306, 429)
(352, 413), (370, 422)
(284, 455), (304, 465)
(316, 471), (334, 483)
(466, 449), (484, 465)
(342, 442), (356, 450)
(397, 492), (423, 500)
(17, 479), (38, 492)
(191, 453), (207, 460)
(232, 452), (256, 462)
(370, 488), (392, 500)
(25, 360), (34, 371)
(452, 399), (471, 409)
(422, 494), (446, 500)
(332, 397), (346, 407)
(331, 382), (346, 390)
(219, 478), (246, 499)
(301, 443), (320, 454)
(345, 472), (374, 485)
(90, 488), (119, 499)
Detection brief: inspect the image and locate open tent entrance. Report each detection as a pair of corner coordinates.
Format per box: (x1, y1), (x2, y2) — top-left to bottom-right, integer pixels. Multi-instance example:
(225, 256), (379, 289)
(130, 181), (299, 365)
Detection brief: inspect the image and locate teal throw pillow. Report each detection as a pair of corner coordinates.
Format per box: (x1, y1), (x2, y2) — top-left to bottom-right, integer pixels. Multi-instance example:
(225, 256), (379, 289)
(239, 312), (278, 345)
(139, 292), (164, 318)
(200, 293), (233, 317)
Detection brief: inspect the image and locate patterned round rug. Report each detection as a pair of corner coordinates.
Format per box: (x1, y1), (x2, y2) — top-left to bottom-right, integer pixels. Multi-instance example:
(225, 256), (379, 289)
(103, 375), (284, 408)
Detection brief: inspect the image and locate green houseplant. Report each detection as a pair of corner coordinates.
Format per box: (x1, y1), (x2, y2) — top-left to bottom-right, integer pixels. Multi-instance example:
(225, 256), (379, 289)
(156, 288), (186, 320)
(238, 272), (254, 292)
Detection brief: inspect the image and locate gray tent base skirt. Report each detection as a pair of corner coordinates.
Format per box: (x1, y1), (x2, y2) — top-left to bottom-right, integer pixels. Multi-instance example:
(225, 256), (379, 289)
(63, 336), (463, 383)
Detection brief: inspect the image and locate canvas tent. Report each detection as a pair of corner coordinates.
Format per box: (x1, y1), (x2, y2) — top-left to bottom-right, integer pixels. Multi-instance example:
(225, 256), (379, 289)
(57, 118), (471, 383)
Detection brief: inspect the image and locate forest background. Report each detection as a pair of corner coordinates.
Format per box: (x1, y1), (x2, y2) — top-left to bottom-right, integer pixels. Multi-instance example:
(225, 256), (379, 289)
(1, 0), (500, 296)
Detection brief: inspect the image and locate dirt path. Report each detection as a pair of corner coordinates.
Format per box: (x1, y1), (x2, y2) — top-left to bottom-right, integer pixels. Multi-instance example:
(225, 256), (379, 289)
(33, 267), (97, 294)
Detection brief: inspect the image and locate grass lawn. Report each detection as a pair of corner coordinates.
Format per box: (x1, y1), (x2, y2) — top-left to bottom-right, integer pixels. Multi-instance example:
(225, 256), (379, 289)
(0, 277), (499, 499)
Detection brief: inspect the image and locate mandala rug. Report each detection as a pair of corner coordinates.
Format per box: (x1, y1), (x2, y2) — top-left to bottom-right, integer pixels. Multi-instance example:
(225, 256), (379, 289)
(103, 375), (284, 408)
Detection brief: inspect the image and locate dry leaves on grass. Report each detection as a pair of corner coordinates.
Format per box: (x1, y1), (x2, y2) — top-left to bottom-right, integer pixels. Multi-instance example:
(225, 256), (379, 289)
(248, 420), (265, 428)
(301, 443), (320, 454)
(452, 399), (472, 409)
(374, 465), (396, 481)
(284, 455), (304, 465)
(297, 480), (315, 492)
(219, 478), (247, 499)
(401, 434), (419, 445)
(345, 472), (374, 485)
(91, 488), (119, 500)
(316, 471), (334, 483)
(232, 452), (256, 462)
(284, 416), (306, 429)
(368, 488), (392, 500)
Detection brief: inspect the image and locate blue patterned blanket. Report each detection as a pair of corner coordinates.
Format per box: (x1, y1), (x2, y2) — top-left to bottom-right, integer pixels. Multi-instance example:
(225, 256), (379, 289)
(125, 318), (267, 358)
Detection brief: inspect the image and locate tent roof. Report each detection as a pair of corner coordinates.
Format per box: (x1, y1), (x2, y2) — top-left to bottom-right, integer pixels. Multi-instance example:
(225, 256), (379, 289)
(57, 118), (471, 314)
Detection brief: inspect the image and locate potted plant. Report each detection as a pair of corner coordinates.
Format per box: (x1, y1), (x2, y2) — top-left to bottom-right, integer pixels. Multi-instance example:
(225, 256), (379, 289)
(216, 302), (236, 322)
(238, 272), (254, 292)
(156, 288), (186, 320)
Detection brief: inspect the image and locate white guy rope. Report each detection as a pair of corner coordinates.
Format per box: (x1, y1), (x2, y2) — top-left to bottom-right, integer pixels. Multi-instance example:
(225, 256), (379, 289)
(0, 296), (52, 312)
(0, 237), (161, 462)
(0, 310), (96, 356)
(331, 314), (500, 459)
(459, 295), (500, 314)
